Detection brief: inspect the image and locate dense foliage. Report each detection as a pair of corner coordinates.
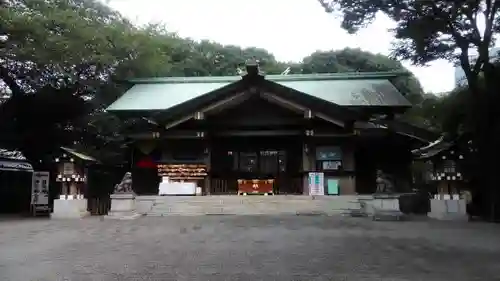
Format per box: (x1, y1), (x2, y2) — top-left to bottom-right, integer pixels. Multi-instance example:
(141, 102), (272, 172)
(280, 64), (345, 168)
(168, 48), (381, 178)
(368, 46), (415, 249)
(319, 0), (500, 220)
(0, 0), (429, 166)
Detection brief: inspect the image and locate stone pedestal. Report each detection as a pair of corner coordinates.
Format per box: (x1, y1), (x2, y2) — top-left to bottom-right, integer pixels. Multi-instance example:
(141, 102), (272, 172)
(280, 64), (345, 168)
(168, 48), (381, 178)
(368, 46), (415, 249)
(51, 198), (89, 219)
(360, 194), (404, 221)
(428, 199), (468, 221)
(105, 193), (141, 220)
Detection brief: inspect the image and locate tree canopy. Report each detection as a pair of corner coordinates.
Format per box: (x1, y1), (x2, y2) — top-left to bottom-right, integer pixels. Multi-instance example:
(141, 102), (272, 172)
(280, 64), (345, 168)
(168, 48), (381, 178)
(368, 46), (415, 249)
(302, 48), (424, 100)
(318, 0), (500, 219)
(0, 0), (427, 165)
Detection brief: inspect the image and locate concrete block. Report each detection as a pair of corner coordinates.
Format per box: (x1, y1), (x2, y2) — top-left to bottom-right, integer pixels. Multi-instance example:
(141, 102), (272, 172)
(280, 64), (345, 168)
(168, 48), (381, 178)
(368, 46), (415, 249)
(52, 199), (89, 219)
(428, 199), (468, 221)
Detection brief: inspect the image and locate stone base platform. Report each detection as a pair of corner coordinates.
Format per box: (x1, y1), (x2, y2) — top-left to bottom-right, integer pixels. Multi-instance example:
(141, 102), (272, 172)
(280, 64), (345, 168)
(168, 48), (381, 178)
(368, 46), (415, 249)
(105, 193), (142, 220)
(51, 199), (89, 219)
(428, 199), (468, 221)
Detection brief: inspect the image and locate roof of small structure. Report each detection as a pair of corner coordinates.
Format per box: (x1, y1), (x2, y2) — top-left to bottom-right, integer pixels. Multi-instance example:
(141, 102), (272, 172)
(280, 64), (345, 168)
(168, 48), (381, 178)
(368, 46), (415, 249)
(372, 119), (441, 143)
(0, 148), (26, 161)
(0, 148), (33, 172)
(107, 71), (412, 112)
(60, 147), (98, 162)
(411, 136), (455, 159)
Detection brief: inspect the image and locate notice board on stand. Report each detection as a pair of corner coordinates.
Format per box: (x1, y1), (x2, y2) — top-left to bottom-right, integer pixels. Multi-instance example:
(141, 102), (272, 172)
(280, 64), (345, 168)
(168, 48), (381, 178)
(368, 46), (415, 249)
(31, 171), (50, 215)
(308, 172), (325, 196)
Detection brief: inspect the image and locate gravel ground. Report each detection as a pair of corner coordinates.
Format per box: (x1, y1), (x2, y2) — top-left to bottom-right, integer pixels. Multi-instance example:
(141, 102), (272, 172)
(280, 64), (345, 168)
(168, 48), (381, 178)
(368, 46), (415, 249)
(1, 215), (500, 281)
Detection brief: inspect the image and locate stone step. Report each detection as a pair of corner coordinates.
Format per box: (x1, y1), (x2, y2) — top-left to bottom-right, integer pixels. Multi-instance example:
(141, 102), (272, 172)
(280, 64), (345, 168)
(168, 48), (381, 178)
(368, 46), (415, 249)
(142, 195), (362, 216)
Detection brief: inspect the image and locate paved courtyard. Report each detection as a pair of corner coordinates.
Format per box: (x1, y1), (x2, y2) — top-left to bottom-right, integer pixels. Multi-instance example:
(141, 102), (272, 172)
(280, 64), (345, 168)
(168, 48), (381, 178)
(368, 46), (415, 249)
(1, 215), (500, 281)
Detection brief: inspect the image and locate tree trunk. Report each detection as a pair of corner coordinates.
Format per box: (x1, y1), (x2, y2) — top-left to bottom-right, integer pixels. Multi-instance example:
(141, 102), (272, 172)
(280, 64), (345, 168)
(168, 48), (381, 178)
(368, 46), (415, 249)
(473, 65), (500, 221)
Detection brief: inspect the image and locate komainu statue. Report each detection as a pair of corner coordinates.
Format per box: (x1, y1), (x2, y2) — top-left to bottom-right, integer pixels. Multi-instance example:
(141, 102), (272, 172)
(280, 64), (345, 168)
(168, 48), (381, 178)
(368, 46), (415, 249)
(114, 172), (134, 194)
(375, 170), (394, 194)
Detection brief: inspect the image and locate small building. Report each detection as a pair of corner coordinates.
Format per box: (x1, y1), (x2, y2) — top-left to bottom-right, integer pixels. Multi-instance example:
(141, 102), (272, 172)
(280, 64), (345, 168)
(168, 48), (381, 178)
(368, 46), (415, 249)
(0, 148), (33, 214)
(52, 146), (97, 199)
(412, 137), (468, 195)
(107, 62), (431, 196)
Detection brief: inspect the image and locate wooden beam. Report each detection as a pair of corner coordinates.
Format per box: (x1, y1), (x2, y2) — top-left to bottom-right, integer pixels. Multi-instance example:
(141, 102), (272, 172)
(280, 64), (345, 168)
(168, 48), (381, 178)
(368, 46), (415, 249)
(164, 91), (251, 130)
(316, 112), (345, 127)
(141, 117), (159, 126)
(260, 92), (345, 127)
(260, 92), (304, 114)
(213, 130), (302, 137)
(165, 115), (192, 130)
(313, 133), (356, 137)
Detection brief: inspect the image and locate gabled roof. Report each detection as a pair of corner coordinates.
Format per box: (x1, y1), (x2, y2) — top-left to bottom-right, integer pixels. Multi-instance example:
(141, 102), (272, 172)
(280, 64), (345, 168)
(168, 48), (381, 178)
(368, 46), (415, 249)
(373, 119), (441, 143)
(411, 136), (453, 159)
(354, 119), (440, 144)
(0, 148), (26, 161)
(0, 148), (33, 172)
(60, 147), (98, 162)
(107, 71), (411, 112)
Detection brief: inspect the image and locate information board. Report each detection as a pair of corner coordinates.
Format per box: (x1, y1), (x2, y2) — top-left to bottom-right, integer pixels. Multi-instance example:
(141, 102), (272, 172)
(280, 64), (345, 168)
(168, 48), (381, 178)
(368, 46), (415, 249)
(308, 172), (325, 196)
(327, 179), (339, 195)
(31, 171), (50, 207)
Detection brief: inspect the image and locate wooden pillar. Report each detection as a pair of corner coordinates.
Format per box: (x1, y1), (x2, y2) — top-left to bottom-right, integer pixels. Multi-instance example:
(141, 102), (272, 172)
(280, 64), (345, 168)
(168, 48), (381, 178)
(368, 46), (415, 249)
(302, 129), (316, 195)
(204, 141), (211, 195)
(197, 111), (211, 195)
(341, 142), (356, 194)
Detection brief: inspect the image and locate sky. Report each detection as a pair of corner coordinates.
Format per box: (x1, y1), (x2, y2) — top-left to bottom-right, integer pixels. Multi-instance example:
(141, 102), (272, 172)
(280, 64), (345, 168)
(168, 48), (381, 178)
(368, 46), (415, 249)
(108, 0), (456, 93)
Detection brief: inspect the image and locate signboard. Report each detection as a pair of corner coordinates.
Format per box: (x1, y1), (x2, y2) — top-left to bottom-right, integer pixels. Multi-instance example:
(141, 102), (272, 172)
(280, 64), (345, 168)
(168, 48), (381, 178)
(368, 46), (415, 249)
(308, 172), (325, 196)
(316, 146), (342, 161)
(31, 171), (50, 206)
(62, 163), (75, 175)
(157, 164), (207, 181)
(322, 161), (342, 170)
(327, 179), (339, 195)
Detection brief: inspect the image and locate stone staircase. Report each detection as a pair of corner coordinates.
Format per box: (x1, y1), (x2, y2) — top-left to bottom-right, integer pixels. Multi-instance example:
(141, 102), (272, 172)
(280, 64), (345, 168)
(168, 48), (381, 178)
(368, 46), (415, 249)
(136, 195), (365, 216)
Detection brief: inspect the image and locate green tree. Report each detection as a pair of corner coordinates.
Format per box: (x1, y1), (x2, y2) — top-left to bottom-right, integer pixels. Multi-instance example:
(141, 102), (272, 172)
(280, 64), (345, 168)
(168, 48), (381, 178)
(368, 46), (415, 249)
(0, 0), (290, 163)
(318, 0), (500, 219)
(301, 48), (424, 101)
(0, 0), (143, 163)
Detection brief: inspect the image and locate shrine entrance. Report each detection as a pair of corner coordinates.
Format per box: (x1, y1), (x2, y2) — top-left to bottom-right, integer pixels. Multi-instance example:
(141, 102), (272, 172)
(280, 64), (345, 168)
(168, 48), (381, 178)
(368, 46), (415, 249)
(209, 136), (303, 195)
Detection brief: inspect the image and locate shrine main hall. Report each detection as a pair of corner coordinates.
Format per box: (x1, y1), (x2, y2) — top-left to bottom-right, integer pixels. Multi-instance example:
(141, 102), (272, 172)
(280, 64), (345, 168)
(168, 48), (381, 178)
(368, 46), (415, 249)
(106, 62), (435, 196)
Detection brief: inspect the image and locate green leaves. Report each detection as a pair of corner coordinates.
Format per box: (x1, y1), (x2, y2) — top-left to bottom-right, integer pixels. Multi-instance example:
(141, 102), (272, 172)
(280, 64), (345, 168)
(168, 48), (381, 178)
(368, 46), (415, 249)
(301, 48), (424, 98)
(319, 0), (496, 70)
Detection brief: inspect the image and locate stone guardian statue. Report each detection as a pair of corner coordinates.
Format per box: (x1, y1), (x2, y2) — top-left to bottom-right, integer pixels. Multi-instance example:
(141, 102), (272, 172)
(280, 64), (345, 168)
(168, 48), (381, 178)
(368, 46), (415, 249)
(114, 172), (134, 194)
(375, 170), (394, 194)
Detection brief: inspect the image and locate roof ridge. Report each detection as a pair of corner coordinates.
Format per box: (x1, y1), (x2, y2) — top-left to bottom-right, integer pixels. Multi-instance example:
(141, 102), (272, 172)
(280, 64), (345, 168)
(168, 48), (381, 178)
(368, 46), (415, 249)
(120, 71), (410, 84)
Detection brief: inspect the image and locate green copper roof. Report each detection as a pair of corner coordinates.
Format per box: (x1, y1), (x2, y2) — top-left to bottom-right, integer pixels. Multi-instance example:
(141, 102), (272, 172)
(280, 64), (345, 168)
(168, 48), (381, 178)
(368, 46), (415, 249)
(107, 80), (234, 111)
(124, 71), (407, 84)
(274, 79), (410, 106)
(107, 71), (411, 111)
